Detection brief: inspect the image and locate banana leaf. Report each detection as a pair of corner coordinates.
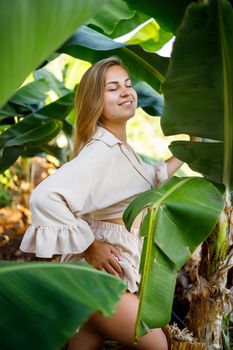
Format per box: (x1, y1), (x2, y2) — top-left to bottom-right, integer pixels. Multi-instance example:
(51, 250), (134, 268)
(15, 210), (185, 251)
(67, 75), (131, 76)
(0, 92), (75, 150)
(120, 19), (172, 53)
(161, 0), (233, 190)
(0, 79), (50, 121)
(58, 25), (169, 92)
(0, 0), (107, 107)
(124, 0), (194, 34)
(0, 68), (71, 122)
(87, 0), (173, 52)
(0, 73), (163, 171)
(87, 0), (137, 35)
(133, 80), (164, 116)
(22, 144), (65, 163)
(123, 176), (224, 339)
(0, 146), (24, 173)
(0, 261), (125, 350)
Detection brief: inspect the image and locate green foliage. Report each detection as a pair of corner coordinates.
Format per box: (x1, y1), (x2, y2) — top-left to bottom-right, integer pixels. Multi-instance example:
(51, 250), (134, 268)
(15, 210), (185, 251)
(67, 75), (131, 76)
(161, 0), (233, 190)
(222, 313), (233, 349)
(0, 0), (230, 346)
(123, 176), (224, 338)
(0, 184), (12, 208)
(87, 0), (173, 52)
(0, 0), (107, 107)
(0, 261), (125, 350)
(0, 68), (164, 172)
(58, 25), (169, 91)
(124, 0), (194, 34)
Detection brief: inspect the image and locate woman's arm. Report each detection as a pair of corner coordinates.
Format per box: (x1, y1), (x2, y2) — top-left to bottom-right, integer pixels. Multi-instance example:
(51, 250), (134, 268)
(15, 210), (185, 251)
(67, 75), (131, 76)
(165, 135), (201, 177)
(165, 156), (183, 178)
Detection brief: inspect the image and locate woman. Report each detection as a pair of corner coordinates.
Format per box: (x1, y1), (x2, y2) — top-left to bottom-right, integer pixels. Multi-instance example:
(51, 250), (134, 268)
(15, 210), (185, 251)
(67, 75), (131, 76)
(20, 57), (184, 350)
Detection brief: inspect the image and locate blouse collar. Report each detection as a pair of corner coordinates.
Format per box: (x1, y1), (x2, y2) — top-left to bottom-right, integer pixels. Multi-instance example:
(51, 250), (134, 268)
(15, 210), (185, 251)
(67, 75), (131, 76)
(92, 126), (154, 188)
(92, 126), (123, 146)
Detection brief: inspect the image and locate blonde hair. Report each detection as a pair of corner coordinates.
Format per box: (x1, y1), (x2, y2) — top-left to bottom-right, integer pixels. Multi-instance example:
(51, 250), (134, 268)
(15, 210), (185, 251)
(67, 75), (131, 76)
(73, 56), (127, 157)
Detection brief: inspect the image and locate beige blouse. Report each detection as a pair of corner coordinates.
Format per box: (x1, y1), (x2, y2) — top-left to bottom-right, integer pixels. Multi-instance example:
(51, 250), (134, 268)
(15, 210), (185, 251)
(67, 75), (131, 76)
(20, 126), (168, 258)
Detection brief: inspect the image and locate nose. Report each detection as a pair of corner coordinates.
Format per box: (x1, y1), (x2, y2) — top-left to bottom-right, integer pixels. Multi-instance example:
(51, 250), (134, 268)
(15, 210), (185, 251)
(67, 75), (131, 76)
(120, 86), (129, 97)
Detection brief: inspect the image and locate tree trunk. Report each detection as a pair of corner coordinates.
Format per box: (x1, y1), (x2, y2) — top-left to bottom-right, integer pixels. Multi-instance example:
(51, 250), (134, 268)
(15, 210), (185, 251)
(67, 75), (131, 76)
(165, 324), (207, 350)
(187, 276), (232, 350)
(171, 342), (206, 350)
(186, 206), (233, 349)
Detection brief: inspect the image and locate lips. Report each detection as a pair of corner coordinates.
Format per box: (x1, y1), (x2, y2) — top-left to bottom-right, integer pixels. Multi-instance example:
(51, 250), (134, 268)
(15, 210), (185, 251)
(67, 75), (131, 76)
(119, 100), (133, 106)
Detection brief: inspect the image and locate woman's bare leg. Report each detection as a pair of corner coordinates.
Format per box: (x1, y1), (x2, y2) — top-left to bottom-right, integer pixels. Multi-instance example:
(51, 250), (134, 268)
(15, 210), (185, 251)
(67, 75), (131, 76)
(70, 292), (168, 350)
(69, 321), (105, 350)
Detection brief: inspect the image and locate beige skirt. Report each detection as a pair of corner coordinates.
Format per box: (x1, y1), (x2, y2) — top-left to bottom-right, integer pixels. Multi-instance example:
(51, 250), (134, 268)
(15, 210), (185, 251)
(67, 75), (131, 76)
(61, 219), (143, 293)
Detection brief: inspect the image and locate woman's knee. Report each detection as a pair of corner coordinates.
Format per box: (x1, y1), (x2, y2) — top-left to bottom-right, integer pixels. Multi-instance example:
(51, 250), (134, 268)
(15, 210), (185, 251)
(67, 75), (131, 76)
(136, 328), (168, 350)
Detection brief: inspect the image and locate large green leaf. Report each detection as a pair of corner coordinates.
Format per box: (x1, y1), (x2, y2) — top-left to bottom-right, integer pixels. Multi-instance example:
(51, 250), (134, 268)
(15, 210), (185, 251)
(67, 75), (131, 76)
(3, 120), (62, 149)
(0, 93), (75, 171)
(22, 144), (66, 163)
(0, 261), (125, 350)
(0, 80), (50, 122)
(87, 1), (173, 52)
(0, 74), (162, 171)
(0, 146), (24, 173)
(0, 69), (72, 122)
(33, 68), (71, 97)
(169, 141), (225, 185)
(105, 11), (152, 40)
(58, 25), (169, 91)
(0, 93), (74, 148)
(161, 0), (233, 189)
(87, 0), (135, 35)
(124, 0), (194, 34)
(123, 177), (224, 337)
(122, 19), (173, 53)
(0, 0), (107, 107)
(133, 80), (164, 116)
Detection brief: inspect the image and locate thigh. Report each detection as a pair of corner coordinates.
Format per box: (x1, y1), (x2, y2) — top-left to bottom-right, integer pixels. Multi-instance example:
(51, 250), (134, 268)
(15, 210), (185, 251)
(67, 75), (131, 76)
(89, 292), (168, 350)
(69, 321), (105, 350)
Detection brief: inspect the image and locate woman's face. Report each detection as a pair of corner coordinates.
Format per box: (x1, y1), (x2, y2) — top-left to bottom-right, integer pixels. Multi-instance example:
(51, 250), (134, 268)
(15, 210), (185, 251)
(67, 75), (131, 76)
(101, 65), (137, 126)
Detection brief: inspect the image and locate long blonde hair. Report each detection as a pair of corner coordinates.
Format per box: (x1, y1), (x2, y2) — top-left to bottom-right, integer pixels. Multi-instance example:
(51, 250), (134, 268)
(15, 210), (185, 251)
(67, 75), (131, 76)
(73, 56), (127, 157)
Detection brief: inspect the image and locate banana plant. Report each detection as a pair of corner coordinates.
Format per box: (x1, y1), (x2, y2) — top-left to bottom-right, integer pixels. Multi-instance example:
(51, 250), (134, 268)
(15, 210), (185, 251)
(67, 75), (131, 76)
(58, 25), (169, 92)
(0, 2), (127, 349)
(0, 261), (126, 350)
(1, 0), (231, 348)
(0, 0), (109, 108)
(124, 0), (194, 34)
(124, 0), (233, 348)
(123, 177), (224, 341)
(161, 1), (233, 347)
(86, 0), (173, 52)
(0, 74), (75, 172)
(0, 68), (163, 172)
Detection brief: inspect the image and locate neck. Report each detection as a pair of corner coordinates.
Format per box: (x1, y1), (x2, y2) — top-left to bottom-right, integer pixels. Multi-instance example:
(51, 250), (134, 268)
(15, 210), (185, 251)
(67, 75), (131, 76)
(101, 122), (127, 143)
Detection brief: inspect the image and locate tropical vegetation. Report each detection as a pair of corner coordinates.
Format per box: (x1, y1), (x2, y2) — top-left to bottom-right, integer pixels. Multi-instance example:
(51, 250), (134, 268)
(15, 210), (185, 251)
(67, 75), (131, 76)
(0, 0), (232, 349)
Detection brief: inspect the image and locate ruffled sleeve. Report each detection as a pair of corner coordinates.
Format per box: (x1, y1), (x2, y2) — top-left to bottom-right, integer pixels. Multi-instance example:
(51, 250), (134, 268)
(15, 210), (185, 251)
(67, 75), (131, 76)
(20, 221), (94, 258)
(20, 159), (95, 258)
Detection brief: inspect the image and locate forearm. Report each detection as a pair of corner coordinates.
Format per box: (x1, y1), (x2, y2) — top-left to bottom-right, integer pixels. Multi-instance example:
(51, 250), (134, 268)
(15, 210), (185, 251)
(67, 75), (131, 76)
(164, 136), (201, 177)
(165, 156), (183, 177)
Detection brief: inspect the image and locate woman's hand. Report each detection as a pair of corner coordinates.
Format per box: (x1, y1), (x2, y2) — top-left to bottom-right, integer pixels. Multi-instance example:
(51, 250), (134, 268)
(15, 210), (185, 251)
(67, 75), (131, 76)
(83, 240), (124, 278)
(189, 135), (202, 142)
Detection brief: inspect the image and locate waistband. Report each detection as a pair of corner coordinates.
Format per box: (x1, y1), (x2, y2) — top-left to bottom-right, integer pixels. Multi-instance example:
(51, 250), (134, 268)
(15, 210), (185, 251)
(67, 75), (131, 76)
(86, 218), (139, 236)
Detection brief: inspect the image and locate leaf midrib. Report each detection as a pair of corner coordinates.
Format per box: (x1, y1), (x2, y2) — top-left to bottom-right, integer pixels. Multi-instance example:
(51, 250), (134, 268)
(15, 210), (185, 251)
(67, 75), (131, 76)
(219, 0), (232, 198)
(121, 46), (166, 82)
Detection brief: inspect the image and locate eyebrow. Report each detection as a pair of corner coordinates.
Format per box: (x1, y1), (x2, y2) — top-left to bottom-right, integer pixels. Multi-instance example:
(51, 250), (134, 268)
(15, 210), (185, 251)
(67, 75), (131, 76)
(105, 78), (131, 86)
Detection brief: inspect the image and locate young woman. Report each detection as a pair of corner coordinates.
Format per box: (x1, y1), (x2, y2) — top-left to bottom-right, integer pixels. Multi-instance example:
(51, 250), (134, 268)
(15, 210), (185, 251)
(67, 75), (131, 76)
(20, 57), (184, 350)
